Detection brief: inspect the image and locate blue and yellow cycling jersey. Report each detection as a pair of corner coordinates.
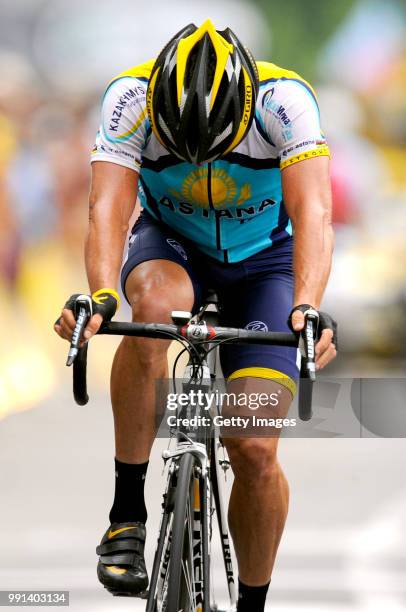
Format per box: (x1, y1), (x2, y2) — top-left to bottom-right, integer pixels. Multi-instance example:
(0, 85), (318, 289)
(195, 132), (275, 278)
(91, 60), (330, 263)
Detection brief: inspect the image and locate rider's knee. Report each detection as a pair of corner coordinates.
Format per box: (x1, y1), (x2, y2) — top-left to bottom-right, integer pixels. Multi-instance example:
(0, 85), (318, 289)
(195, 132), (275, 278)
(121, 272), (194, 368)
(127, 276), (194, 325)
(225, 438), (279, 482)
(131, 291), (182, 325)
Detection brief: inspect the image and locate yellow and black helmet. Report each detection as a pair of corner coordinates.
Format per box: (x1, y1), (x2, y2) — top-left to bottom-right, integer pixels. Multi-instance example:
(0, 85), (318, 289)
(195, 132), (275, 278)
(146, 19), (259, 164)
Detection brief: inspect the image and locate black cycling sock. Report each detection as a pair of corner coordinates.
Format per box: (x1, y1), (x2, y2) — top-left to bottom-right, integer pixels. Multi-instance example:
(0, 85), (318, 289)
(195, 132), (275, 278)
(109, 459), (148, 525)
(237, 578), (270, 612)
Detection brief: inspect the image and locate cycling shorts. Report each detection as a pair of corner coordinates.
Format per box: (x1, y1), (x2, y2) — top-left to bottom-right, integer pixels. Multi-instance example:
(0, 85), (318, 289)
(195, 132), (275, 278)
(121, 210), (299, 394)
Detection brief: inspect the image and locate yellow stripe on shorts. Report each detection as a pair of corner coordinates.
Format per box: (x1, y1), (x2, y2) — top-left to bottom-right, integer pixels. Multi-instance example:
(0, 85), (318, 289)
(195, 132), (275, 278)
(227, 367), (297, 396)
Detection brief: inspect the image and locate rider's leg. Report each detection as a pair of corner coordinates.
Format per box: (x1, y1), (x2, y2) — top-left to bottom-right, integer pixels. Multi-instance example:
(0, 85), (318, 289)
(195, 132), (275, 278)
(111, 259), (195, 464)
(222, 376), (293, 587)
(213, 241), (296, 596)
(98, 239), (199, 594)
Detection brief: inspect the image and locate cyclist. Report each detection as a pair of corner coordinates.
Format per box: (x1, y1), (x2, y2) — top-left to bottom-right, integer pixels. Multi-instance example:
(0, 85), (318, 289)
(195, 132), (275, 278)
(55, 19), (337, 612)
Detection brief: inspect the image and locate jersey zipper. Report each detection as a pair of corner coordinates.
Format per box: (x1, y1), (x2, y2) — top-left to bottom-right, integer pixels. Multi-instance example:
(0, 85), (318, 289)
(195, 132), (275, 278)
(207, 162), (228, 261)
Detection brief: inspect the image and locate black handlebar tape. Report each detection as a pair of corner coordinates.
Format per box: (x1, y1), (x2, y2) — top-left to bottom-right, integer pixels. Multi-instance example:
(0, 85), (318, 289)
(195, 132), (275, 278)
(298, 359), (313, 421)
(73, 344), (89, 406)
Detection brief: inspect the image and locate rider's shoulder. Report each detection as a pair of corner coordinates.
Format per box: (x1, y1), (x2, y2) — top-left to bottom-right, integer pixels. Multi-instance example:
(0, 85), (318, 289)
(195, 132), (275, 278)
(102, 59), (155, 102)
(256, 60), (317, 99)
(109, 59), (155, 86)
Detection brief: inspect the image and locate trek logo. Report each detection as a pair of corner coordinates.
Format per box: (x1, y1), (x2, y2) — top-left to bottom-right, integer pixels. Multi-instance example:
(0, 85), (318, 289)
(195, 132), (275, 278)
(160, 534), (171, 580)
(222, 534), (234, 583)
(193, 498), (204, 608)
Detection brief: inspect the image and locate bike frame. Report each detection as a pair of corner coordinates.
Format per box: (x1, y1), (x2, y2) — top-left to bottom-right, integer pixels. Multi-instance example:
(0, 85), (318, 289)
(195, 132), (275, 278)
(67, 293), (318, 611)
(153, 335), (237, 610)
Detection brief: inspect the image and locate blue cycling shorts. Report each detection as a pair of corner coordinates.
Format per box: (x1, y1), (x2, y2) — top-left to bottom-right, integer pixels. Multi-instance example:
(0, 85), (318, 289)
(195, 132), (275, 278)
(121, 211), (299, 394)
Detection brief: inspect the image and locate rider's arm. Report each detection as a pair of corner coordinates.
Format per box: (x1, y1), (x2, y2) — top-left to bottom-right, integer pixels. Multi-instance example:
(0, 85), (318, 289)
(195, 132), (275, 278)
(282, 155), (333, 311)
(54, 162), (139, 343)
(283, 157), (336, 368)
(262, 77), (335, 366)
(86, 161), (139, 293)
(79, 161), (139, 340)
(55, 75), (147, 343)
(86, 74), (147, 294)
(263, 76), (334, 311)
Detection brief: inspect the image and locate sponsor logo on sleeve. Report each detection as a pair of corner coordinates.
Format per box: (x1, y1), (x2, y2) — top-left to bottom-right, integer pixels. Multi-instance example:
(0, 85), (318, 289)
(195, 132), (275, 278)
(263, 91), (291, 126)
(109, 85), (146, 132)
(93, 141), (136, 161)
(281, 139), (317, 158)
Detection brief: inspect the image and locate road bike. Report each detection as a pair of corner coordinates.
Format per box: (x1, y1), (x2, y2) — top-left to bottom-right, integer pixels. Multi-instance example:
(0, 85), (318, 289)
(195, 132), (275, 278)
(66, 291), (317, 611)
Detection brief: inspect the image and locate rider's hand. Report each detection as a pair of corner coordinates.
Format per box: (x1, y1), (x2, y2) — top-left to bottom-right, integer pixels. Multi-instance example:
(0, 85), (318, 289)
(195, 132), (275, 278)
(289, 306), (337, 371)
(54, 289), (120, 345)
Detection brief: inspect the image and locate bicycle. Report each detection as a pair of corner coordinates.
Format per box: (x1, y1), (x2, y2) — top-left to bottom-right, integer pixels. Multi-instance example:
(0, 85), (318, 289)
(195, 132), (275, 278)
(66, 290), (318, 611)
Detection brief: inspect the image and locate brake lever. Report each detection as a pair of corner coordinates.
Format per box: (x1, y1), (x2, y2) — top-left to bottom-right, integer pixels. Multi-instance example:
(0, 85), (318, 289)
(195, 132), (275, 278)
(66, 295), (92, 366)
(299, 308), (319, 381)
